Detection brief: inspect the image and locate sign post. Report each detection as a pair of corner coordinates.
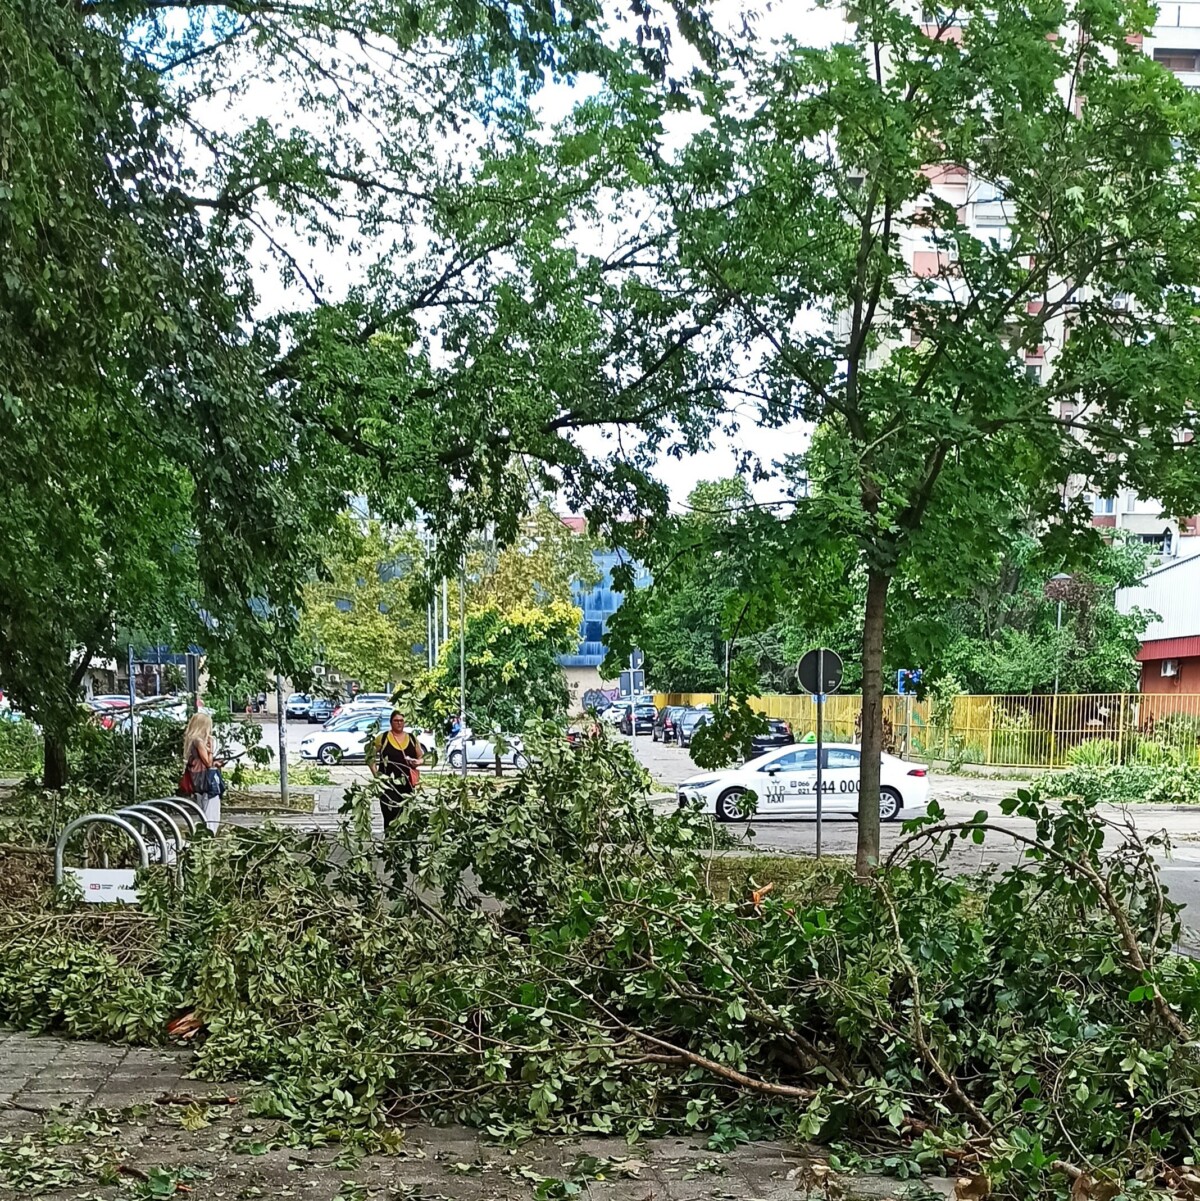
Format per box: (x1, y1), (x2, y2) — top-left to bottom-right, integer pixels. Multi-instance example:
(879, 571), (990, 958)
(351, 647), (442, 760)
(798, 648), (844, 858)
(629, 648), (644, 756)
(127, 645), (138, 803)
(276, 674), (289, 810)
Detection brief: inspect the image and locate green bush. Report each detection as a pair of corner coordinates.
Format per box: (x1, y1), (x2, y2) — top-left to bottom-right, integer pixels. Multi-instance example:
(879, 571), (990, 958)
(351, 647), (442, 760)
(0, 718), (41, 775)
(1041, 763), (1200, 805)
(1064, 738), (1120, 767)
(1150, 712), (1200, 762)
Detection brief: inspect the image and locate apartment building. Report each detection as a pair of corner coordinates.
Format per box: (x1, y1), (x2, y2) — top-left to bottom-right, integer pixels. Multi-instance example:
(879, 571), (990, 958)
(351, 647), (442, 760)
(1147, 4), (1200, 85)
(910, 8), (1200, 554)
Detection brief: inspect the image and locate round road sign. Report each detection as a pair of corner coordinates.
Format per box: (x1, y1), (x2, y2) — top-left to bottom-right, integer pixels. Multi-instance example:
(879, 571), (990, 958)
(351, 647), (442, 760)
(797, 648), (844, 695)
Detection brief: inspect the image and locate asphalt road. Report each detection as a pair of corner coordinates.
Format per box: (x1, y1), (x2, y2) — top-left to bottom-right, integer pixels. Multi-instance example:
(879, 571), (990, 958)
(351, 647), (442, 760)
(245, 717), (1200, 942)
(618, 732), (1200, 945)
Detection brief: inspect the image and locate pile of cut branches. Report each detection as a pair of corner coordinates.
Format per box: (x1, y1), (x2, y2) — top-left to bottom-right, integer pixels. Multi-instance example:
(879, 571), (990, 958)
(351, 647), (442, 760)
(2, 727), (1198, 1198)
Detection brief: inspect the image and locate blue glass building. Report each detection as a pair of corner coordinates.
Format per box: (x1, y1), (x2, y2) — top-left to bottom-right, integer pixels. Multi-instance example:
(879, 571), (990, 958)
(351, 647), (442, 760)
(559, 549), (651, 671)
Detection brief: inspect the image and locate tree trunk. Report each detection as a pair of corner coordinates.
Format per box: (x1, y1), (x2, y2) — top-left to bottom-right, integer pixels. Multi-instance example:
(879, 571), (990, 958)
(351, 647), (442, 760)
(495, 748), (503, 778)
(857, 567), (890, 877)
(43, 735), (69, 789)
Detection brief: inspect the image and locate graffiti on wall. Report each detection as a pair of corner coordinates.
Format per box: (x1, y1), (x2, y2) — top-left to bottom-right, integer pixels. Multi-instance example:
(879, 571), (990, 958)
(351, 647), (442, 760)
(581, 687), (621, 711)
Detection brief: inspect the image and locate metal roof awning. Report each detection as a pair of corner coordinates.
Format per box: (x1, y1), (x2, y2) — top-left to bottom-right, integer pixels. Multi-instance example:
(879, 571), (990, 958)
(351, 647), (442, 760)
(1136, 635), (1200, 662)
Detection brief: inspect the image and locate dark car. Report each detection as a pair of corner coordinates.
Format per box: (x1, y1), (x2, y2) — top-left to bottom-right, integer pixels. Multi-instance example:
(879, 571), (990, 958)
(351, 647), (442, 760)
(749, 717), (794, 758)
(308, 696), (336, 723)
(653, 705), (690, 744)
(620, 703), (658, 735)
(676, 707), (712, 749)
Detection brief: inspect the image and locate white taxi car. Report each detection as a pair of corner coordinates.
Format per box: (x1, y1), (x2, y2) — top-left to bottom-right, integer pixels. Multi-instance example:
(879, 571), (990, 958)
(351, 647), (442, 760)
(677, 742), (929, 823)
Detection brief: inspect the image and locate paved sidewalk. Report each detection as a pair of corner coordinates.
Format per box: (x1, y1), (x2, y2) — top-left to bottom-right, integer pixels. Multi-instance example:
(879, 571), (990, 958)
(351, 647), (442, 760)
(0, 1030), (189, 1128)
(0, 1032), (949, 1200)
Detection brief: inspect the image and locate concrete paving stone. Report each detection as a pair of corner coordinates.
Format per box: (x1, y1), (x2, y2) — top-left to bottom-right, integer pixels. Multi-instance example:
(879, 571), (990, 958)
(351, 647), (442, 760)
(9, 1090), (93, 1109)
(0, 1047), (57, 1066)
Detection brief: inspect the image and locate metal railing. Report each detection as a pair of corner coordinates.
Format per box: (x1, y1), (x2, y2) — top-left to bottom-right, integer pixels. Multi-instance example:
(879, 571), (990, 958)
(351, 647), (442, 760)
(652, 692), (1200, 769)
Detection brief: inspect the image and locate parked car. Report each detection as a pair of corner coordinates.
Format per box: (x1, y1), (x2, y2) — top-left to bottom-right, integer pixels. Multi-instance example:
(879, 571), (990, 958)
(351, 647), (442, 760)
(88, 695), (133, 730)
(285, 693), (312, 719)
(620, 702), (658, 735)
(324, 706), (440, 765)
(601, 701), (631, 727)
(333, 693), (392, 720)
(299, 714), (436, 766)
(308, 697), (336, 723)
(446, 733), (528, 771)
(749, 717), (794, 757)
(653, 705), (690, 744)
(676, 707), (712, 748)
(677, 743), (929, 823)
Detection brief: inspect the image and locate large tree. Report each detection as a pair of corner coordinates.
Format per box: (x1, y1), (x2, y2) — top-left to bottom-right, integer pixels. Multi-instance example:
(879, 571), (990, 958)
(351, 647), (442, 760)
(467, 502), (600, 615)
(576, 0), (1200, 870)
(299, 516), (428, 691)
(418, 600), (580, 735)
(0, 0), (704, 783)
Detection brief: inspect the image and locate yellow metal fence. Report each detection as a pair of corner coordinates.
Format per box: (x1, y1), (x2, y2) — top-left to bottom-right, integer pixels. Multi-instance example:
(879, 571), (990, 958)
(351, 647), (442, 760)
(652, 691), (1200, 769)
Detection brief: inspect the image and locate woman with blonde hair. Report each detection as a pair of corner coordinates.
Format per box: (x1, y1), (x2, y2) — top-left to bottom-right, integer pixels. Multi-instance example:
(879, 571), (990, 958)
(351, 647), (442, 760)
(181, 711), (223, 833)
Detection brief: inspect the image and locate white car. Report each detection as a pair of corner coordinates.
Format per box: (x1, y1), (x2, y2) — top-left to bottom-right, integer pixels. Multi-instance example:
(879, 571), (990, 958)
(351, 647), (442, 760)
(299, 713), (436, 766)
(446, 733), (529, 771)
(677, 743), (929, 823)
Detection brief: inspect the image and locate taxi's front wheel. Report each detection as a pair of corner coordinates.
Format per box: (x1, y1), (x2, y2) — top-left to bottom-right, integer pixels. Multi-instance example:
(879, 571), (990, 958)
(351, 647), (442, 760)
(715, 787), (749, 822)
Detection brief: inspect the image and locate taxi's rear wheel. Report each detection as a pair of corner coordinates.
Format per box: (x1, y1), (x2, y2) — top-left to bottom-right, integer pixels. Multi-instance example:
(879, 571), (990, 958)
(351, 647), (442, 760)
(880, 787), (902, 822)
(716, 787), (749, 822)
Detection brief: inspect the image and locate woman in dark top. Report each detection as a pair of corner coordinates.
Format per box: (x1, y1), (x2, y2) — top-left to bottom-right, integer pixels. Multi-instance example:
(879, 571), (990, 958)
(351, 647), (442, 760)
(368, 710), (422, 832)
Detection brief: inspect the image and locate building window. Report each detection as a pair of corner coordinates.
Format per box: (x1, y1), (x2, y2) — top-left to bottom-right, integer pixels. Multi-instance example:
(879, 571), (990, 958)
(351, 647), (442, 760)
(1092, 496), (1116, 515)
(1025, 364), (1041, 383)
(1154, 48), (1200, 72)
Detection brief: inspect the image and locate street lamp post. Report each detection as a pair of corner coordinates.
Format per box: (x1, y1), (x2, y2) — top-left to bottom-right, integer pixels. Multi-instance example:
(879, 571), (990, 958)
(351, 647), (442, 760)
(1049, 572), (1072, 696)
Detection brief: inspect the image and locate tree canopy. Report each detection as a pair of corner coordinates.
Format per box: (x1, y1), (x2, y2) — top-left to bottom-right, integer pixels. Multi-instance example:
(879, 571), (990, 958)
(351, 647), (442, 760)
(0, 0), (697, 781)
(419, 600), (580, 734)
(574, 0), (1200, 869)
(298, 516), (428, 693)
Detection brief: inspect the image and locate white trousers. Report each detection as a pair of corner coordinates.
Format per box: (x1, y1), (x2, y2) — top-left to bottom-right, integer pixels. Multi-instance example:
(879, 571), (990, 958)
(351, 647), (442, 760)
(197, 792), (221, 834)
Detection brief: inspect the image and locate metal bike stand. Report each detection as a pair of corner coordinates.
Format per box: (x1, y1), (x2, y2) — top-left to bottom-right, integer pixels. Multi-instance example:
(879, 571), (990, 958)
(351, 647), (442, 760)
(55, 814), (149, 904)
(115, 808), (171, 865)
(144, 797), (199, 836)
(170, 796), (210, 832)
(125, 803), (184, 859)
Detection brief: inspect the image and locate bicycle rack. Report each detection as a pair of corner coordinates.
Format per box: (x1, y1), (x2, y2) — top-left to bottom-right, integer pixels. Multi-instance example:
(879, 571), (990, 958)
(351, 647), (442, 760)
(126, 803), (184, 859)
(115, 808), (172, 866)
(169, 796), (210, 832)
(55, 814), (149, 905)
(143, 797), (199, 836)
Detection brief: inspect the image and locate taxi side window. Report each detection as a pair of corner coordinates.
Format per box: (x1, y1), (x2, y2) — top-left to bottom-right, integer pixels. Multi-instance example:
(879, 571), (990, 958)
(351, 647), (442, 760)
(826, 748), (861, 769)
(762, 748), (817, 772)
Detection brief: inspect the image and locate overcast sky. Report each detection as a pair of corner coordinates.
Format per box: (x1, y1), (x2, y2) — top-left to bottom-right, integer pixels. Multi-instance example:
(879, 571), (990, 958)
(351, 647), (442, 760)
(231, 0), (847, 509)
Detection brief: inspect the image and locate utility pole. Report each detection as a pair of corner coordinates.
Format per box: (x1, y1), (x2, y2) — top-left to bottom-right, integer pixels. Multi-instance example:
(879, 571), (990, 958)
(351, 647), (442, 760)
(815, 648), (824, 859)
(459, 558), (467, 779)
(127, 645), (138, 802)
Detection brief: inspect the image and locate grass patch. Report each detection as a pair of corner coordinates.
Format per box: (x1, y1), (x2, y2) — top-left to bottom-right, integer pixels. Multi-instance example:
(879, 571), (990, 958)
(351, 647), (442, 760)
(232, 765), (333, 787)
(223, 788), (316, 814)
(702, 852), (851, 905)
